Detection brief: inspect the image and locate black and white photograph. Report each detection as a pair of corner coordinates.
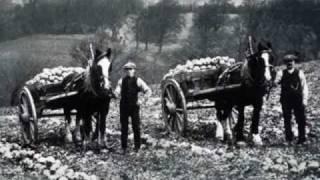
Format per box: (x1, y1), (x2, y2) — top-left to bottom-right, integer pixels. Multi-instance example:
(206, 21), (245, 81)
(0, 0), (319, 179)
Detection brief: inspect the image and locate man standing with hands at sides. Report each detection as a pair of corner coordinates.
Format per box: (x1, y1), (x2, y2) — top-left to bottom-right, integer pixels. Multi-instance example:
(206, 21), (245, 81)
(274, 53), (309, 145)
(114, 61), (152, 154)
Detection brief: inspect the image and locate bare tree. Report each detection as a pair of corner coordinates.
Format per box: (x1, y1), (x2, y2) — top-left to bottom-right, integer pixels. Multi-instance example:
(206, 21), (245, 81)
(133, 0), (184, 53)
(70, 31), (125, 67)
(190, 1), (229, 56)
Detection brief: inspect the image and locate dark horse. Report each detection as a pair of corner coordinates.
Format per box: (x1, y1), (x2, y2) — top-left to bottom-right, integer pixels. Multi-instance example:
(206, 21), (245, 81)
(215, 41), (275, 145)
(63, 48), (113, 149)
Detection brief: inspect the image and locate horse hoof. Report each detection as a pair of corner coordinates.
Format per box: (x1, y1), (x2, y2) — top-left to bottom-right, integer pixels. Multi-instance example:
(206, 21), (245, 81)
(236, 141), (247, 147)
(216, 134), (224, 141)
(83, 140), (89, 150)
(65, 134), (73, 143)
(235, 133), (246, 142)
(224, 133), (233, 144)
(101, 141), (107, 148)
(92, 132), (98, 141)
(251, 134), (263, 146)
(75, 135), (82, 142)
(98, 137), (107, 149)
(74, 131), (82, 142)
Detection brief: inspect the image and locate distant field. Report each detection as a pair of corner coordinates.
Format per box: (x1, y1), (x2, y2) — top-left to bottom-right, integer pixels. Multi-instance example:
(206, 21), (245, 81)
(0, 34), (89, 68)
(0, 34), (90, 106)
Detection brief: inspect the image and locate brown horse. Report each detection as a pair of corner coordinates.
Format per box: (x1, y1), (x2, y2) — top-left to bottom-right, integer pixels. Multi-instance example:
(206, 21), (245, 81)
(215, 41), (275, 146)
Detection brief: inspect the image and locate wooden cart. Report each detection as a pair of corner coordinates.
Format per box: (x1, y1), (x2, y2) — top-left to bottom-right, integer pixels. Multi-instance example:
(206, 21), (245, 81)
(18, 74), (82, 145)
(161, 63), (242, 136)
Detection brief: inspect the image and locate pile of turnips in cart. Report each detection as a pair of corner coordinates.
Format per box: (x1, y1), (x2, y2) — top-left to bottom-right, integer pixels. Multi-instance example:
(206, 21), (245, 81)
(26, 66), (84, 86)
(163, 56), (236, 80)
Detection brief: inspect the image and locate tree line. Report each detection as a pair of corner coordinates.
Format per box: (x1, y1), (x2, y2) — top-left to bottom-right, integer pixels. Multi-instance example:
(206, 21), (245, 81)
(0, 0), (143, 39)
(1, 0), (320, 59)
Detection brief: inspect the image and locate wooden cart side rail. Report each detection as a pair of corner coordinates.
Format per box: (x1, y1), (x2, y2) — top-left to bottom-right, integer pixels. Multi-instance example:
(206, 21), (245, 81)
(40, 91), (78, 102)
(41, 111), (77, 117)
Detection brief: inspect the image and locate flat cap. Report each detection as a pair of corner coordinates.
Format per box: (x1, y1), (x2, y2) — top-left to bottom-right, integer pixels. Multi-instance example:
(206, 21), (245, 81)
(283, 54), (298, 62)
(123, 61), (136, 69)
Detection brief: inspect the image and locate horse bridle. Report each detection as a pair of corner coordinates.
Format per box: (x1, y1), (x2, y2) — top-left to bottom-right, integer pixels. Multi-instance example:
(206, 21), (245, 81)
(88, 57), (113, 96)
(260, 49), (277, 98)
(257, 49), (277, 99)
(244, 50), (274, 88)
(260, 50), (274, 69)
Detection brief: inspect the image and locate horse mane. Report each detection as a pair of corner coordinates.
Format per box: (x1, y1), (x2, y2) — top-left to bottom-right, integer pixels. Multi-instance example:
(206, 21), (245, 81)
(241, 39), (272, 87)
(240, 59), (254, 86)
(83, 66), (98, 96)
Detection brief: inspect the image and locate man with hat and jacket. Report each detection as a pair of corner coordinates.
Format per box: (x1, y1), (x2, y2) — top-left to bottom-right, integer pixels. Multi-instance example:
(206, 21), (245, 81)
(114, 61), (152, 154)
(274, 53), (309, 145)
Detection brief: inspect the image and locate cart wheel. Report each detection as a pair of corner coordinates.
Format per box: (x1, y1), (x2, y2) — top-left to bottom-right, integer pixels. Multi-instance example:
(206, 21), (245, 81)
(19, 87), (38, 145)
(161, 79), (187, 136)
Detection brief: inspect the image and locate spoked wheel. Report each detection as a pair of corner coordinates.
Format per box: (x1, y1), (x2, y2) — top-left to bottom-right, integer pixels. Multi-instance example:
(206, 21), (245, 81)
(19, 87), (38, 145)
(161, 79), (187, 136)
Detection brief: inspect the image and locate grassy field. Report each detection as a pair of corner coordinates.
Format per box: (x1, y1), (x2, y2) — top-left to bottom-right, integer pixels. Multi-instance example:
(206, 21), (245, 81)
(0, 34), (88, 67)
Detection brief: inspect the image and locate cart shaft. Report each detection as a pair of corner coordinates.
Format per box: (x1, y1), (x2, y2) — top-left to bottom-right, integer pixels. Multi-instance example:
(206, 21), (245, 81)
(40, 91), (78, 102)
(188, 84), (241, 97)
(187, 103), (215, 110)
(41, 112), (77, 117)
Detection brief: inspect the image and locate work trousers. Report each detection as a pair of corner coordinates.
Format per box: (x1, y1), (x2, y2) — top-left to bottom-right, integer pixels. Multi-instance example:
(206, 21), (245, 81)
(120, 104), (141, 150)
(281, 98), (306, 142)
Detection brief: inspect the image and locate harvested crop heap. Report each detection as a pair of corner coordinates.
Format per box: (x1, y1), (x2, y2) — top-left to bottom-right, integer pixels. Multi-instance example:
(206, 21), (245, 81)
(26, 66), (85, 86)
(163, 56), (236, 80)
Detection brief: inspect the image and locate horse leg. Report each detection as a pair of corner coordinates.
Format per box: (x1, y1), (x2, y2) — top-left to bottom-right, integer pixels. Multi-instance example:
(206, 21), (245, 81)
(251, 101), (263, 146)
(98, 100), (109, 148)
(64, 108), (73, 143)
(83, 114), (92, 150)
(216, 107), (230, 141)
(222, 106), (234, 143)
(92, 113), (99, 141)
(98, 111), (107, 148)
(234, 105), (245, 142)
(74, 112), (82, 142)
(215, 108), (224, 141)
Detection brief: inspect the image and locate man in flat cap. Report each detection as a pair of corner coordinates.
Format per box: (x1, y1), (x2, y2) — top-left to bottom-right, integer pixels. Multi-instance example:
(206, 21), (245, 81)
(114, 61), (152, 154)
(274, 53), (309, 145)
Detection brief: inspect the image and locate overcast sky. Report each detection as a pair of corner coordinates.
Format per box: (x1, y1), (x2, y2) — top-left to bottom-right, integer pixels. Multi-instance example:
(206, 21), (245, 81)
(232, 0), (243, 6)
